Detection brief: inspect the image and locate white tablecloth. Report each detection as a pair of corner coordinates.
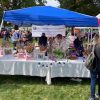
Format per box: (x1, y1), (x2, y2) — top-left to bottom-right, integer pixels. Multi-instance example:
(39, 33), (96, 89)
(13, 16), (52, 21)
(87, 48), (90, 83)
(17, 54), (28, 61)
(0, 55), (48, 76)
(50, 59), (90, 78)
(0, 55), (90, 85)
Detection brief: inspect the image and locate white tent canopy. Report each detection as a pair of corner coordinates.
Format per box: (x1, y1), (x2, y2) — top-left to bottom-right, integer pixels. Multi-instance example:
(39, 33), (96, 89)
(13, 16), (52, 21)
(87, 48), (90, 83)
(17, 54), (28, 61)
(96, 14), (100, 36)
(96, 14), (100, 18)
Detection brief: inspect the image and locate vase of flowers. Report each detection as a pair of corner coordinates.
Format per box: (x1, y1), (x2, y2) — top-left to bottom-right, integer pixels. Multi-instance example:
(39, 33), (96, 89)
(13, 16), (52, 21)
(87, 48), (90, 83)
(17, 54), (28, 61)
(25, 45), (34, 58)
(53, 49), (64, 59)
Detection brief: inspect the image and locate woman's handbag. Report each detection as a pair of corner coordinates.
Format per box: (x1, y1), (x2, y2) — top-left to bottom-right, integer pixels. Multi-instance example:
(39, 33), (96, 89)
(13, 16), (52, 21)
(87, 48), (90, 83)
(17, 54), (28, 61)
(85, 45), (95, 70)
(85, 52), (95, 70)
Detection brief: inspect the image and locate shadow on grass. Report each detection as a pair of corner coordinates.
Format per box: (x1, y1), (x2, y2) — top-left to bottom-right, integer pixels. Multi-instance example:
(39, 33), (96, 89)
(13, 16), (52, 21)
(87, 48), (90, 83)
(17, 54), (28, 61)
(0, 75), (47, 92)
(52, 77), (90, 86)
(0, 75), (90, 86)
(0, 75), (46, 85)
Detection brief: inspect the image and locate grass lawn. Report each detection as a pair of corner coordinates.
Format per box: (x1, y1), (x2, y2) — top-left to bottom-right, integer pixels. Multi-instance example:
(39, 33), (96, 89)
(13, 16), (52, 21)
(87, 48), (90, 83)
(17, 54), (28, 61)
(0, 38), (94, 100)
(0, 76), (92, 100)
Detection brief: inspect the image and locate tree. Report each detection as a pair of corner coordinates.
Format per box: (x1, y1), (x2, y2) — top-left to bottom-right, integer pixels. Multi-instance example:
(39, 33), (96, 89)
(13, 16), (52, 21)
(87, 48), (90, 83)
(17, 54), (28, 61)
(0, 0), (46, 10)
(0, 0), (46, 23)
(58, 0), (100, 16)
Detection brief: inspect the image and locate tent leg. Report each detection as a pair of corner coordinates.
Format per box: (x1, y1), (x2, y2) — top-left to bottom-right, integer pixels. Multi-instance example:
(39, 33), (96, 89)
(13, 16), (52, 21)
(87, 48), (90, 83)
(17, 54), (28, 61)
(87, 30), (89, 49)
(0, 18), (4, 32)
(0, 11), (5, 31)
(90, 28), (92, 41)
(98, 27), (100, 36)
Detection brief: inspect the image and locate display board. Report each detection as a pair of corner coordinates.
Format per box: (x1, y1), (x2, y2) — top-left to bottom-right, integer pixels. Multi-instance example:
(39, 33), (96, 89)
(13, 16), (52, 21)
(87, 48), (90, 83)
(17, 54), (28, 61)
(32, 25), (66, 37)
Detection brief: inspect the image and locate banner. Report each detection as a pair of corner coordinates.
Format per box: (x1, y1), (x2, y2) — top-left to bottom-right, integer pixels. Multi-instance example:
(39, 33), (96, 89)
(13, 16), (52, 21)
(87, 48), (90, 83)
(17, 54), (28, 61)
(32, 25), (66, 37)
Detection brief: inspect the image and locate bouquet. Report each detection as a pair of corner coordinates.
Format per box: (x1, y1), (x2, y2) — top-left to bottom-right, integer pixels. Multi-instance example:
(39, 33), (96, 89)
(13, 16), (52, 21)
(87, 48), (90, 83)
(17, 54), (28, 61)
(25, 45), (34, 54)
(53, 49), (64, 59)
(4, 48), (12, 55)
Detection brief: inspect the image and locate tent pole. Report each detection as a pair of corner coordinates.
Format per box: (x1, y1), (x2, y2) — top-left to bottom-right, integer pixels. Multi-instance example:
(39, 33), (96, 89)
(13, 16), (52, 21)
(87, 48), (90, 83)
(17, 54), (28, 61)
(0, 19), (4, 31)
(87, 28), (90, 49)
(0, 11), (5, 32)
(71, 27), (74, 35)
(90, 28), (92, 43)
(98, 27), (100, 36)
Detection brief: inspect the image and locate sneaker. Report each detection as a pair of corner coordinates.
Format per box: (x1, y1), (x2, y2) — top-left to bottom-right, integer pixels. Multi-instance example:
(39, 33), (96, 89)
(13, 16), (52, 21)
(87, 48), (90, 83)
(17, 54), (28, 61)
(95, 94), (99, 98)
(89, 97), (95, 100)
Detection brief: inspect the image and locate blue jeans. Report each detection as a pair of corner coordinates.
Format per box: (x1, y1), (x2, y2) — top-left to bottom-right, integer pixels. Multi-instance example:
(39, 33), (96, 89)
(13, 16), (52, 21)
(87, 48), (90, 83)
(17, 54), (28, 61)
(90, 70), (100, 98)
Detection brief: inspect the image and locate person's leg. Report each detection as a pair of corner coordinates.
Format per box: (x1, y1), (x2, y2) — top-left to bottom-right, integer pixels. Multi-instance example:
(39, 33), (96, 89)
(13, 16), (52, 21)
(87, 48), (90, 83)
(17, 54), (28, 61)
(90, 71), (97, 99)
(13, 41), (16, 50)
(6, 36), (9, 41)
(97, 72), (100, 97)
(3, 36), (6, 44)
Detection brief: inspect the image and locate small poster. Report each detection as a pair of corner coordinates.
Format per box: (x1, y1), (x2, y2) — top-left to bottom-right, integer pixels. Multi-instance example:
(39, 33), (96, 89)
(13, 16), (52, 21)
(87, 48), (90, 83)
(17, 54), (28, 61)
(32, 25), (66, 37)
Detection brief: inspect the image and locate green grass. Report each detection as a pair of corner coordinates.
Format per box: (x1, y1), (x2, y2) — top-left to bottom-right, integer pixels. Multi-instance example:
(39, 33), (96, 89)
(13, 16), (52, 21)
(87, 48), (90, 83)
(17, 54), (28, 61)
(0, 76), (92, 100)
(0, 38), (92, 100)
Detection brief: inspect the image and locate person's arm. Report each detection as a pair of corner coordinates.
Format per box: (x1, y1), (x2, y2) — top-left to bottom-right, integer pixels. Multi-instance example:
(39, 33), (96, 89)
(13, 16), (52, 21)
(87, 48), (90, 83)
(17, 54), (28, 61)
(74, 39), (78, 49)
(46, 37), (47, 45)
(95, 45), (100, 60)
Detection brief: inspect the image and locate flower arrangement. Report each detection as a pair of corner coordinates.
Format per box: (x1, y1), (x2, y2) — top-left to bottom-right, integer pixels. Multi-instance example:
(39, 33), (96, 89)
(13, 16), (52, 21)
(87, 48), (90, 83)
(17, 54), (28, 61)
(67, 48), (77, 60)
(2, 41), (10, 48)
(25, 45), (34, 54)
(4, 48), (12, 55)
(16, 46), (23, 53)
(53, 49), (64, 59)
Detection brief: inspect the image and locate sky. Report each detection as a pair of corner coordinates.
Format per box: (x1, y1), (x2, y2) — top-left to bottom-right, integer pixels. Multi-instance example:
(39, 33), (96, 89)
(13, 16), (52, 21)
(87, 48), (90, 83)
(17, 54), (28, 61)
(45, 0), (60, 7)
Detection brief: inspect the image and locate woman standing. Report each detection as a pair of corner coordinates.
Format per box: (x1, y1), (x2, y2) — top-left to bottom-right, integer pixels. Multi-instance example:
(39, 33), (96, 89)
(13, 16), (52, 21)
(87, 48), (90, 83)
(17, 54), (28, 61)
(90, 34), (100, 100)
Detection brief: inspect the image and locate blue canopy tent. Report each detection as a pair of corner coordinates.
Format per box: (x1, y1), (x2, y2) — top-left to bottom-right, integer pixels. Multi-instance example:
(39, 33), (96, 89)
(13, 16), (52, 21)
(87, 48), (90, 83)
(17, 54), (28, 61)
(3, 6), (99, 27)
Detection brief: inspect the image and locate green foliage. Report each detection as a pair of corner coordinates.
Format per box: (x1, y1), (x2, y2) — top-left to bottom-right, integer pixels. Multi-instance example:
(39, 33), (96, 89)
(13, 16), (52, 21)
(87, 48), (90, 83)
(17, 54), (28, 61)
(0, 0), (46, 22)
(0, 76), (91, 100)
(0, 0), (45, 10)
(58, 0), (100, 16)
(53, 49), (64, 59)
